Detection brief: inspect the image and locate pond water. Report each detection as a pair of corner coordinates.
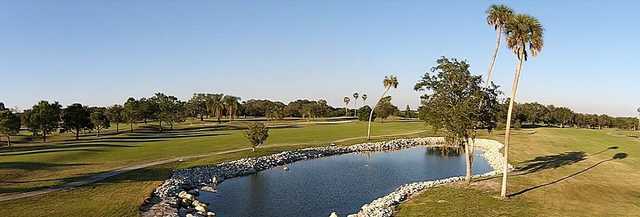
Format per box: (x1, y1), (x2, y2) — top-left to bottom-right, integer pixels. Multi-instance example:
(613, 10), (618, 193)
(200, 146), (493, 217)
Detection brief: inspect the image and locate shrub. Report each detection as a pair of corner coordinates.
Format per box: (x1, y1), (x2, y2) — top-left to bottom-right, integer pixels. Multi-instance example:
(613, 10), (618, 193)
(245, 122), (269, 151)
(357, 106), (376, 122)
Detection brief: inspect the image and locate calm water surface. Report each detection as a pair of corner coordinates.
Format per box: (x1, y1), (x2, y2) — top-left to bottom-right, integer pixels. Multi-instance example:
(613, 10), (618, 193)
(200, 147), (492, 217)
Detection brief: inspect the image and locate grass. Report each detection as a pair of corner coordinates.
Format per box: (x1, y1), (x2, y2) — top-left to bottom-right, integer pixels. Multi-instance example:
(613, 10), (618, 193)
(2, 121), (638, 217)
(396, 127), (640, 217)
(0, 119), (431, 217)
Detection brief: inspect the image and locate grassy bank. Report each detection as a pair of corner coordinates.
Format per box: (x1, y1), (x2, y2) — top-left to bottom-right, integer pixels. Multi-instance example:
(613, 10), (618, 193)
(396, 128), (640, 217)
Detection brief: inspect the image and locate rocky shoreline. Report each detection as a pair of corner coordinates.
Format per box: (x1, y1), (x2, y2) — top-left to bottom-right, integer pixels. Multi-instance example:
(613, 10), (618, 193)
(141, 137), (509, 217)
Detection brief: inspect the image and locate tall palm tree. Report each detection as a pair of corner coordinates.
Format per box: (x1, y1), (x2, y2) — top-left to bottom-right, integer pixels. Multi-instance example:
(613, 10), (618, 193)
(501, 13), (544, 198)
(485, 4), (513, 86)
(367, 75), (398, 140)
(636, 107), (640, 131)
(353, 92), (359, 117)
(343, 97), (351, 117)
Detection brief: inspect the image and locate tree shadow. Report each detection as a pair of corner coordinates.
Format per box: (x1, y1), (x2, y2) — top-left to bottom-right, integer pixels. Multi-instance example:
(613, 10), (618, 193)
(0, 162), (90, 171)
(0, 148), (107, 157)
(509, 152), (628, 197)
(515, 151), (587, 175)
(0, 144), (135, 155)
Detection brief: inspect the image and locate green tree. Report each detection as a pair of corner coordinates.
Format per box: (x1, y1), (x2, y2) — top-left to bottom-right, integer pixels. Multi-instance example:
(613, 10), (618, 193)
(187, 93), (209, 121)
(90, 109), (110, 137)
(343, 96), (351, 117)
(152, 93), (183, 130)
(485, 4), (513, 85)
(357, 106), (375, 121)
(61, 103), (92, 140)
(404, 105), (412, 118)
(106, 104), (124, 133)
(206, 94), (225, 122)
(123, 97), (139, 132)
(367, 75), (398, 140)
(245, 122), (269, 151)
(415, 57), (499, 184)
(374, 96), (398, 122)
(501, 13), (544, 198)
(223, 95), (241, 120)
(0, 109), (21, 147)
(30, 101), (62, 142)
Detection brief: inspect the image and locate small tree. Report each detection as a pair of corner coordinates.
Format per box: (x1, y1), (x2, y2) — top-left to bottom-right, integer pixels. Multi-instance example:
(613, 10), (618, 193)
(107, 104), (124, 133)
(123, 97), (139, 132)
(30, 101), (62, 142)
(357, 106), (375, 122)
(245, 122), (269, 152)
(61, 103), (92, 140)
(352, 92), (359, 117)
(0, 110), (21, 147)
(415, 57), (499, 184)
(90, 109), (110, 137)
(374, 96), (398, 122)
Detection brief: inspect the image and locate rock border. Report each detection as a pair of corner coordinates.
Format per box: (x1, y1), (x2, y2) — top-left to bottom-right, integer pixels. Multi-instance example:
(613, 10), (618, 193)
(141, 138), (510, 217)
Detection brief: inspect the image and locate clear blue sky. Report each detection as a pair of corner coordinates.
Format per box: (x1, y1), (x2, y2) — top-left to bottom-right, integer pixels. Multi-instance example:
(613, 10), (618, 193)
(1, 0), (638, 116)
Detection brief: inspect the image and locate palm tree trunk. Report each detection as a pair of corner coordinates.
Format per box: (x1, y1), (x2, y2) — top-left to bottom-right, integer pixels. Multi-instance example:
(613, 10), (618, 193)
(501, 54), (524, 198)
(464, 138), (472, 184)
(353, 101), (357, 117)
(345, 106), (348, 117)
(116, 123), (119, 133)
(367, 87), (390, 140)
(6, 135), (10, 148)
(486, 29), (502, 87)
(130, 121), (134, 132)
(76, 129), (80, 140)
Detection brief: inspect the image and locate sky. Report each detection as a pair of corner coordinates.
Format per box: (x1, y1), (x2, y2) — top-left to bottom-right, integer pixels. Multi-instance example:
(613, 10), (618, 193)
(0, 0), (638, 116)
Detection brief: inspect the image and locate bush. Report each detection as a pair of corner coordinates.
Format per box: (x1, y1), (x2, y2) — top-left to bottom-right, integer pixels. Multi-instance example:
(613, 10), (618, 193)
(357, 106), (376, 122)
(245, 122), (269, 151)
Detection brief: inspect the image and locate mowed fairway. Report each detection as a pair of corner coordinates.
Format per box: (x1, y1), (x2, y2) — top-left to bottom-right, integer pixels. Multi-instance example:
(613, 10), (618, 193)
(396, 128), (640, 217)
(0, 120), (429, 217)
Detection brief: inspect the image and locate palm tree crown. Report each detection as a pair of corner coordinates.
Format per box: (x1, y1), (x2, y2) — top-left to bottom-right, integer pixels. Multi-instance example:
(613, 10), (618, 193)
(383, 75), (399, 89)
(487, 4), (514, 31)
(505, 14), (544, 61)
(343, 96), (350, 105)
(353, 92), (359, 100)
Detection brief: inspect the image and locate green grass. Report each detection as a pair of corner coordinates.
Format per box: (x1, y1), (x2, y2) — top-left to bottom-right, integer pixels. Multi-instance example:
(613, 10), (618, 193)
(0, 120), (429, 217)
(0, 120), (426, 194)
(396, 127), (640, 217)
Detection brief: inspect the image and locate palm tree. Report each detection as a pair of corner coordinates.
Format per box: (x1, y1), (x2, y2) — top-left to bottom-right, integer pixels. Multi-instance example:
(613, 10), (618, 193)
(353, 92), (359, 117)
(367, 75), (398, 140)
(223, 95), (240, 121)
(206, 94), (224, 123)
(501, 13), (544, 198)
(636, 107), (640, 131)
(343, 97), (351, 117)
(362, 94), (367, 106)
(485, 4), (513, 86)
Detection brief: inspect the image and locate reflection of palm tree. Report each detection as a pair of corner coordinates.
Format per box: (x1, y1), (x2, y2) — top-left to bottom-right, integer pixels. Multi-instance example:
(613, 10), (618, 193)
(367, 76), (398, 140)
(501, 14), (544, 198)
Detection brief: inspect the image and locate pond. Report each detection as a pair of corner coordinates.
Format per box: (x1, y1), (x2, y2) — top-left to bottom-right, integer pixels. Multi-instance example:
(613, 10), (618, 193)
(200, 146), (493, 217)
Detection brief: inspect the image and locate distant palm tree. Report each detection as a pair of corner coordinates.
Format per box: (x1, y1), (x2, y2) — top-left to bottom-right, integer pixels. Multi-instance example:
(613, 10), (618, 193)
(367, 75), (398, 140)
(485, 4), (514, 86)
(501, 13), (544, 198)
(362, 94), (367, 106)
(206, 94), (225, 123)
(636, 107), (640, 131)
(343, 96), (351, 117)
(353, 92), (359, 117)
(223, 95), (240, 121)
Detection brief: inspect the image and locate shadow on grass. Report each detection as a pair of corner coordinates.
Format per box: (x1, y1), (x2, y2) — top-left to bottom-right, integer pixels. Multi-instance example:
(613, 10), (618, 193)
(0, 162), (90, 171)
(0, 144), (135, 155)
(515, 151), (587, 175)
(509, 153), (628, 197)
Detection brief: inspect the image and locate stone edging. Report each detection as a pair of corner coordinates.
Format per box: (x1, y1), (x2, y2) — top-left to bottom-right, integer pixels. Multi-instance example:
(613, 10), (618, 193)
(141, 137), (510, 217)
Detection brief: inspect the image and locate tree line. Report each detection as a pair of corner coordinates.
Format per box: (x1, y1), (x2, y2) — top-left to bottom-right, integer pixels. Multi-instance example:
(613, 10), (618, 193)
(0, 92), (406, 145)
